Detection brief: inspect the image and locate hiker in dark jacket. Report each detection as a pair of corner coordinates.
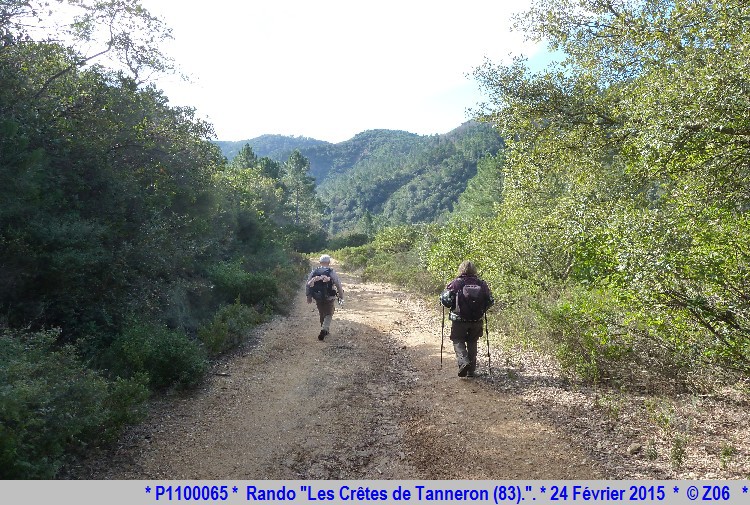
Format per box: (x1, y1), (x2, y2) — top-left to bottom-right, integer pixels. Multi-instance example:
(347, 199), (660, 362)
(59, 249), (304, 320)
(306, 254), (344, 341)
(440, 260), (494, 377)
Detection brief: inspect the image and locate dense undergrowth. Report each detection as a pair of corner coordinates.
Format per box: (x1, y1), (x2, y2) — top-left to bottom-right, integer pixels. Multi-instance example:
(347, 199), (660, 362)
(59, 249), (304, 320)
(334, 0), (750, 400)
(0, 1), (313, 478)
(334, 209), (748, 398)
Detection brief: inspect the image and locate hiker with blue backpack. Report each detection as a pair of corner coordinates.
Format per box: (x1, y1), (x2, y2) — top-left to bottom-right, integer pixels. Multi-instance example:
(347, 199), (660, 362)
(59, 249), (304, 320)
(440, 260), (494, 377)
(306, 254), (344, 341)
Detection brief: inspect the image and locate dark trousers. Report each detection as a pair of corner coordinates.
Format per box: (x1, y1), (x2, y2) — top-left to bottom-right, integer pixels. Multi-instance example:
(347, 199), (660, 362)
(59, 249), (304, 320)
(450, 320), (482, 373)
(315, 298), (335, 331)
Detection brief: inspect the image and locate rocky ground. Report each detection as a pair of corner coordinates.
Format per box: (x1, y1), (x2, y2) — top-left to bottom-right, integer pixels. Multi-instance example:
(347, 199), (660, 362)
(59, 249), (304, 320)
(68, 268), (749, 480)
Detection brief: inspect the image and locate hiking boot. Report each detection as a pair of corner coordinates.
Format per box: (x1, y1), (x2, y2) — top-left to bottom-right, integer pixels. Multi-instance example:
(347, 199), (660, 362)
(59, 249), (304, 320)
(458, 362), (470, 377)
(318, 329), (328, 341)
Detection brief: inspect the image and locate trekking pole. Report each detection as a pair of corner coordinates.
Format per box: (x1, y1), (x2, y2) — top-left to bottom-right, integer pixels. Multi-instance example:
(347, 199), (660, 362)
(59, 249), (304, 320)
(440, 305), (445, 369)
(485, 312), (491, 375)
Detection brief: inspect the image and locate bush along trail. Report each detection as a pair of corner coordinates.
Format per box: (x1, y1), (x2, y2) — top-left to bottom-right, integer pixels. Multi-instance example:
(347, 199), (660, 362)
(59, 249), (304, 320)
(70, 267), (749, 479)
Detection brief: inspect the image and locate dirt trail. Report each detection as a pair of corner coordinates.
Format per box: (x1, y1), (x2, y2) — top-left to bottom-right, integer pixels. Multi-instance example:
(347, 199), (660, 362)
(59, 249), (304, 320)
(77, 269), (601, 479)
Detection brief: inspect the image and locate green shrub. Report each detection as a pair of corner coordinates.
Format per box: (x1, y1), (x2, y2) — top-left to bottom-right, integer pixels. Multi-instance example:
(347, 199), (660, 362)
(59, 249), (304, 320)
(720, 442), (737, 470)
(334, 245), (375, 270)
(373, 225), (422, 253)
(268, 260), (308, 312)
(333, 225), (443, 294)
(208, 260), (278, 307)
(0, 329), (148, 478)
(242, 271), (278, 306)
(281, 224), (327, 253)
(671, 433), (689, 469)
(100, 373), (150, 437)
(198, 301), (266, 356)
(644, 397), (675, 433)
(362, 250), (443, 294)
(326, 232), (370, 250)
(106, 322), (207, 389)
(547, 288), (633, 384)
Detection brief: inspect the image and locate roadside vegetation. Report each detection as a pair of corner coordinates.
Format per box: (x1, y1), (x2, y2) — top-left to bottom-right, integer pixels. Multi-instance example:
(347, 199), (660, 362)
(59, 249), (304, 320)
(4, 0), (749, 479)
(0, 0), (319, 477)
(337, 0), (750, 394)
(331, 0), (750, 477)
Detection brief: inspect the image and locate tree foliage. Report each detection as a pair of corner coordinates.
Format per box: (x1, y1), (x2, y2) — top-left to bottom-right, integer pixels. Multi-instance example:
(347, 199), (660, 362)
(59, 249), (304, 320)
(218, 144), (326, 252)
(0, 0), (308, 476)
(319, 123), (504, 234)
(458, 0), (750, 386)
(215, 125), (504, 235)
(345, 0), (750, 390)
(215, 135), (330, 165)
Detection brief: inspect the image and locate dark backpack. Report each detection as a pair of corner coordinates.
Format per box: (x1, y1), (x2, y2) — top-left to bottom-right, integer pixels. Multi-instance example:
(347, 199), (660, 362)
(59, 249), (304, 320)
(310, 266), (335, 300)
(454, 278), (489, 321)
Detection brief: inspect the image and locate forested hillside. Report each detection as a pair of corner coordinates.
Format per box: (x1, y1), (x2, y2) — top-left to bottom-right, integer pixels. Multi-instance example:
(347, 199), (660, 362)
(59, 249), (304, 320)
(0, 0), (322, 478)
(215, 135), (330, 163)
(215, 129), (422, 183)
(320, 123), (503, 233)
(217, 123), (503, 233)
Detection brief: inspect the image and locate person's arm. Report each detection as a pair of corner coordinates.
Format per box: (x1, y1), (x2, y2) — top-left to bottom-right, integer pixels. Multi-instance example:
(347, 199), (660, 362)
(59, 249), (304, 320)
(440, 280), (456, 308)
(307, 270), (319, 287)
(331, 271), (344, 300)
(439, 289), (454, 308)
(305, 271), (313, 302)
(483, 280), (495, 308)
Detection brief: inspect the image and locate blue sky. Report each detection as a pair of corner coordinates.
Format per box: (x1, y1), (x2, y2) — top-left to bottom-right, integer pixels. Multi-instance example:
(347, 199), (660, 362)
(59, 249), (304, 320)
(138, 0), (547, 143)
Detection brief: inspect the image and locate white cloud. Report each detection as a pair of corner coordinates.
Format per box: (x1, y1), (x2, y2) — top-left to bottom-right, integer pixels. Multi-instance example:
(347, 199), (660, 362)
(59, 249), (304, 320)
(139, 0), (541, 142)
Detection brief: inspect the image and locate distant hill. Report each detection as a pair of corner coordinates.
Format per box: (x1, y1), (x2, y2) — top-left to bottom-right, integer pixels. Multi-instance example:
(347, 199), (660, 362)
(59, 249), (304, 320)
(214, 135), (330, 162)
(214, 122), (503, 234)
(318, 122), (503, 233)
(214, 129), (423, 184)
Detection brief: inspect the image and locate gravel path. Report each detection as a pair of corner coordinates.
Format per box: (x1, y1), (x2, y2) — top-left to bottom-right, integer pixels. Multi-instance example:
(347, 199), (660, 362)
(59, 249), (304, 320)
(70, 267), (748, 479)
(72, 269), (598, 479)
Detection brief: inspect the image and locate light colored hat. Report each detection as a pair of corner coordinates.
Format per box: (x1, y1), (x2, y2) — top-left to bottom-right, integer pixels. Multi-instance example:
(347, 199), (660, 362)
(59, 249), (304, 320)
(319, 254), (331, 263)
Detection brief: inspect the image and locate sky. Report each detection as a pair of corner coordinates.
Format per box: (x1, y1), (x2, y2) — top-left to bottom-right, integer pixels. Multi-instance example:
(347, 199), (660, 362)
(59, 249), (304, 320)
(136, 0), (546, 143)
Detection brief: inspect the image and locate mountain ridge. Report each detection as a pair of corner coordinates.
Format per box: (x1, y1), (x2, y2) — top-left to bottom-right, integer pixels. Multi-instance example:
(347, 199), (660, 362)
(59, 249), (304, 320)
(214, 122), (503, 233)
